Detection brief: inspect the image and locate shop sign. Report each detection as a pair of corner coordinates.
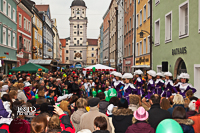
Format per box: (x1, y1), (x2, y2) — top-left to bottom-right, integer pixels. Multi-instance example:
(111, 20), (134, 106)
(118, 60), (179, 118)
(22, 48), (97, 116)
(135, 55), (150, 65)
(172, 47), (187, 55)
(17, 52), (23, 58)
(125, 61), (131, 65)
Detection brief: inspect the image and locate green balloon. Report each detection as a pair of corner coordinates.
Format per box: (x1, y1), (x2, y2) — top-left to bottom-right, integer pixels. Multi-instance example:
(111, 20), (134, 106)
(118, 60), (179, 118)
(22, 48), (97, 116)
(35, 94), (39, 99)
(92, 91), (97, 97)
(108, 88), (117, 100)
(92, 67), (96, 72)
(104, 91), (109, 101)
(98, 90), (102, 93)
(156, 119), (183, 133)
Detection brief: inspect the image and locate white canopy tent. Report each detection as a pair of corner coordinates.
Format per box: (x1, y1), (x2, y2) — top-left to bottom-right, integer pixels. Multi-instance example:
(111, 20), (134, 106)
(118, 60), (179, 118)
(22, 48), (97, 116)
(82, 64), (116, 71)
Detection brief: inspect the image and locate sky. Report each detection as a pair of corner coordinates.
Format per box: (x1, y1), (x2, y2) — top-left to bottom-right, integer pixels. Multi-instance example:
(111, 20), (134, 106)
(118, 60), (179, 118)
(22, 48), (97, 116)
(33, 0), (111, 39)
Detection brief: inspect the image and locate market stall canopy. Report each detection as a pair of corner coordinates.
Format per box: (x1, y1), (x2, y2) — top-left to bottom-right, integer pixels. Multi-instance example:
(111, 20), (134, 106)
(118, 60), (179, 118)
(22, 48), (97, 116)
(27, 59), (52, 65)
(82, 64), (116, 71)
(9, 63), (49, 73)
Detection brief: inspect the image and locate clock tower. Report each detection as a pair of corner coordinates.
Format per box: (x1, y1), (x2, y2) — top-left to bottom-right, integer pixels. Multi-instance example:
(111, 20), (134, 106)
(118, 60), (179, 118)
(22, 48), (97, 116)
(69, 0), (88, 67)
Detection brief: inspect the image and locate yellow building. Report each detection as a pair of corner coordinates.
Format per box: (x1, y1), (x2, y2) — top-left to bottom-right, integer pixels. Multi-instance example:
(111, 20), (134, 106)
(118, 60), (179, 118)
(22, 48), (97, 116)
(86, 39), (98, 65)
(135, 0), (151, 71)
(32, 7), (43, 59)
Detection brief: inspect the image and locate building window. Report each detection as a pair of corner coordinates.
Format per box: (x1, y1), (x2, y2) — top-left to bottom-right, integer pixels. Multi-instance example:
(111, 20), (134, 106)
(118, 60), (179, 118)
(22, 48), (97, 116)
(140, 10), (142, 26)
(74, 44), (76, 46)
(80, 44), (82, 46)
(155, 19), (160, 46)
(3, 0), (6, 14)
(130, 18), (131, 29)
(80, 51), (82, 53)
(136, 14), (139, 28)
(74, 32), (76, 34)
(92, 48), (94, 50)
(199, 0), (200, 32)
(13, 9), (16, 22)
(143, 38), (146, 54)
(19, 14), (22, 27)
(155, 0), (160, 5)
(80, 26), (82, 28)
(0, 0), (1, 11)
(80, 38), (82, 40)
(147, 36), (150, 53)
(74, 38), (76, 40)
(13, 33), (15, 48)
(129, 44), (131, 56)
(74, 51), (76, 53)
(138, 0), (140, 4)
(77, 24), (79, 28)
(165, 11), (172, 43)
(8, 30), (11, 47)
(24, 18), (26, 30)
(144, 5), (146, 22)
(80, 32), (82, 34)
(136, 43), (139, 56)
(179, 1), (189, 38)
(91, 53), (94, 57)
(74, 26), (76, 28)
(66, 57), (68, 60)
(91, 60), (94, 64)
(140, 41), (142, 55)
(66, 50), (68, 53)
(3, 27), (6, 45)
(148, 0), (150, 18)
(8, 4), (11, 18)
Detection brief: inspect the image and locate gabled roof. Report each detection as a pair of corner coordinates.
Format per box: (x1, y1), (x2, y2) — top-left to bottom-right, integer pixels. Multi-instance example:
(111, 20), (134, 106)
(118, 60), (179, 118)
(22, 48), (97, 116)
(87, 39), (98, 46)
(35, 5), (49, 12)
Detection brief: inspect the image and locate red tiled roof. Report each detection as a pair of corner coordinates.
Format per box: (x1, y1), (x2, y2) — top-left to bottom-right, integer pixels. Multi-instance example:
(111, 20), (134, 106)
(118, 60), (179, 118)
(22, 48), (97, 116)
(87, 39), (98, 46)
(35, 5), (49, 12)
(60, 39), (66, 47)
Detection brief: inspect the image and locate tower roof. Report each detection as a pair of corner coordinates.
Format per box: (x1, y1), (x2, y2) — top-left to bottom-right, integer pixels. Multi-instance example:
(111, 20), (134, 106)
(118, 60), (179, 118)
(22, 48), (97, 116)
(71, 0), (87, 8)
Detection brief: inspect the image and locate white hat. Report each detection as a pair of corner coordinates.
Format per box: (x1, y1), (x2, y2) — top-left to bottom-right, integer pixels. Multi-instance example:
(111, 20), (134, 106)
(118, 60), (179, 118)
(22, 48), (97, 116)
(156, 72), (163, 77)
(57, 94), (73, 102)
(122, 73), (133, 79)
(24, 82), (32, 87)
(147, 70), (157, 77)
(134, 69), (143, 75)
(188, 100), (196, 111)
(114, 72), (122, 78)
(1, 85), (9, 92)
(111, 71), (116, 75)
(164, 72), (173, 77)
(179, 73), (190, 79)
(107, 104), (115, 115)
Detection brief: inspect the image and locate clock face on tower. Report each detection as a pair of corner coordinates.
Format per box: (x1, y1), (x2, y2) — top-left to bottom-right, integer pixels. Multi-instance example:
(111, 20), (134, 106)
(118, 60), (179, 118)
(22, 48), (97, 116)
(76, 9), (80, 15)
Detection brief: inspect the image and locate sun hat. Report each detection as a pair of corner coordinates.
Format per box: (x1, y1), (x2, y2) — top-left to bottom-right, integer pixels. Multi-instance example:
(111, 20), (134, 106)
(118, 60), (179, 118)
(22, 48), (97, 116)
(164, 72), (173, 77)
(1, 85), (9, 92)
(114, 72), (122, 78)
(134, 69), (143, 75)
(147, 70), (157, 77)
(24, 82), (32, 87)
(134, 107), (149, 121)
(122, 73), (133, 79)
(156, 72), (164, 77)
(107, 104), (115, 115)
(179, 73), (190, 79)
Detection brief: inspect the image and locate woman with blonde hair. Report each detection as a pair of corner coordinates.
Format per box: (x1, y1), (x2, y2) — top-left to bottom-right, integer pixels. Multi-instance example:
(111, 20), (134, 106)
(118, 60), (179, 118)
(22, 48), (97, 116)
(71, 98), (87, 132)
(59, 100), (71, 116)
(17, 83), (27, 103)
(168, 94), (188, 116)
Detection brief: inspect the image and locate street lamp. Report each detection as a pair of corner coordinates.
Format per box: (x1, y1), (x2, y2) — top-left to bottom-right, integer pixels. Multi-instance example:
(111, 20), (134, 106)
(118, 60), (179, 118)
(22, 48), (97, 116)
(138, 30), (150, 38)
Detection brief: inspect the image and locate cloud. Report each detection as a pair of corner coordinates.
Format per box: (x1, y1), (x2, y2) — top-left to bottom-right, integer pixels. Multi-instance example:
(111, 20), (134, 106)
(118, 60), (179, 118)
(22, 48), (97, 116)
(32, 0), (110, 39)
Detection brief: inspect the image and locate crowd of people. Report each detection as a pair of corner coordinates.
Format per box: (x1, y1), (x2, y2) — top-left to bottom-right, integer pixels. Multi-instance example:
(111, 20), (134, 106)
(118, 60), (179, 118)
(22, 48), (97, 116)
(0, 68), (200, 133)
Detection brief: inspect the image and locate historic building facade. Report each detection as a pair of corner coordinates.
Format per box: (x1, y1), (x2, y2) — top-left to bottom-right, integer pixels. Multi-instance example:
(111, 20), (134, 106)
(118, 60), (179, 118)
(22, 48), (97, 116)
(117, 0), (124, 72)
(123, 0), (134, 73)
(0, 0), (17, 74)
(103, 9), (110, 66)
(99, 23), (103, 64)
(35, 5), (54, 59)
(17, 0), (33, 66)
(86, 39), (98, 65)
(32, 2), (43, 59)
(69, 0), (88, 67)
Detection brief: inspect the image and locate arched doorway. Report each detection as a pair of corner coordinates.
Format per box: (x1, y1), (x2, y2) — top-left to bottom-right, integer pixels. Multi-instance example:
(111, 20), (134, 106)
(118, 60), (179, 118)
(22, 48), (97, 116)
(174, 58), (187, 78)
(74, 62), (82, 68)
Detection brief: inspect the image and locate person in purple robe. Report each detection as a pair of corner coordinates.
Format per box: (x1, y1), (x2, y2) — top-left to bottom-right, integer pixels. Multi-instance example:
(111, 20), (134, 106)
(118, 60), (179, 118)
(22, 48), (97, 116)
(175, 73), (196, 98)
(0, 99), (9, 118)
(154, 72), (165, 95)
(134, 69), (145, 97)
(161, 72), (178, 101)
(113, 72), (124, 98)
(145, 70), (157, 100)
(123, 73), (136, 103)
